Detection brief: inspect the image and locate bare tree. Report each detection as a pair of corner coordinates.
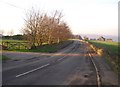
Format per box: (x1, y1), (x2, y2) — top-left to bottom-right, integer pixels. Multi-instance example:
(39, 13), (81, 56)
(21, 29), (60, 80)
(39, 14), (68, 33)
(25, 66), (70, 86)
(23, 9), (41, 47)
(22, 8), (72, 49)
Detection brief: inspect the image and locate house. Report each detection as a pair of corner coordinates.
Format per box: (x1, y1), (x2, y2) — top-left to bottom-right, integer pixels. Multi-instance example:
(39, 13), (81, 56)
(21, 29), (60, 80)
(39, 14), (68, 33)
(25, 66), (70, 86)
(90, 38), (96, 40)
(74, 35), (82, 40)
(97, 36), (105, 41)
(84, 36), (89, 40)
(106, 39), (113, 42)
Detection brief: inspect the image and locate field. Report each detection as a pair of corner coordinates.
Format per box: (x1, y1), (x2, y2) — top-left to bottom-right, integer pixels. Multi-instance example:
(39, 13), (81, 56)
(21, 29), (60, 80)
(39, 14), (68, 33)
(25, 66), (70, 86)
(88, 40), (119, 56)
(1, 39), (28, 50)
(88, 40), (120, 74)
(1, 39), (73, 53)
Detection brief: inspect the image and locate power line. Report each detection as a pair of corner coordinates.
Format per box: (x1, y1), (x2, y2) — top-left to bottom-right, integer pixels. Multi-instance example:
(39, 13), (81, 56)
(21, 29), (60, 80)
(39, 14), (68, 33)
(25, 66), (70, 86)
(0, 0), (26, 11)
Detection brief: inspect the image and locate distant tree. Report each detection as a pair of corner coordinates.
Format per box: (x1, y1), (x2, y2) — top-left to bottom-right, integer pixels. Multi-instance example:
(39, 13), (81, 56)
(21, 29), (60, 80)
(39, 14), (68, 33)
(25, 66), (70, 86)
(2, 34), (23, 40)
(12, 34), (23, 40)
(3, 36), (11, 39)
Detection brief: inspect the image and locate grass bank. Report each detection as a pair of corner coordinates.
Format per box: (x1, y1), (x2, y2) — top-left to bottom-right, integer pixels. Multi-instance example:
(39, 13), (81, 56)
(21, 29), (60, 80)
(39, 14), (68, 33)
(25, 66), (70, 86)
(88, 40), (119, 55)
(3, 40), (73, 53)
(88, 40), (119, 74)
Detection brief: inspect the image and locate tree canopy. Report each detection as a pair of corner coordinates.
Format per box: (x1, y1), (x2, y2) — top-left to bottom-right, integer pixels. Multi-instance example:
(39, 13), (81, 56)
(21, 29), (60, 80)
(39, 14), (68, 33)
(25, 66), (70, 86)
(22, 9), (72, 47)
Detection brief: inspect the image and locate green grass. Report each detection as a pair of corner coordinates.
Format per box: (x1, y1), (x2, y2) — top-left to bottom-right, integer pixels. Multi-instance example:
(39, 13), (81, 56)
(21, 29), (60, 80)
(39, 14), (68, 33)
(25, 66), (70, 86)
(0, 55), (10, 60)
(88, 40), (120, 74)
(8, 45), (57, 53)
(1, 39), (28, 50)
(3, 40), (73, 53)
(88, 40), (119, 56)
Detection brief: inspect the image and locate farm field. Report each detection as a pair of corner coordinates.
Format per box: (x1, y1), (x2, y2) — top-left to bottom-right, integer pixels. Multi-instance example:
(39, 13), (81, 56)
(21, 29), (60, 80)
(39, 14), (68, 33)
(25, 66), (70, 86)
(1, 39), (28, 50)
(1, 39), (73, 53)
(88, 40), (119, 56)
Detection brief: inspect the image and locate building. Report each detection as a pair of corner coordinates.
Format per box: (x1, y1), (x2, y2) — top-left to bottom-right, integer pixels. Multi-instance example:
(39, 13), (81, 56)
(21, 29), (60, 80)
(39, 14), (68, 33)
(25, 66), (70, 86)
(90, 38), (96, 40)
(84, 36), (89, 40)
(97, 36), (105, 41)
(74, 35), (82, 40)
(106, 39), (113, 42)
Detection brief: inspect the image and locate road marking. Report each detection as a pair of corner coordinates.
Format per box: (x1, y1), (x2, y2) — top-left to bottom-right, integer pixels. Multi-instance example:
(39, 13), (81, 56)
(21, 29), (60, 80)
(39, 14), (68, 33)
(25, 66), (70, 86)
(16, 42), (76, 78)
(16, 63), (50, 78)
(57, 56), (66, 61)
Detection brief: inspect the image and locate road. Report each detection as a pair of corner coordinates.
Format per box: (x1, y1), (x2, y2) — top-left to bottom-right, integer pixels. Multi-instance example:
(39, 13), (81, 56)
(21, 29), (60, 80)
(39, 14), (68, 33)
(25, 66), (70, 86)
(2, 40), (118, 86)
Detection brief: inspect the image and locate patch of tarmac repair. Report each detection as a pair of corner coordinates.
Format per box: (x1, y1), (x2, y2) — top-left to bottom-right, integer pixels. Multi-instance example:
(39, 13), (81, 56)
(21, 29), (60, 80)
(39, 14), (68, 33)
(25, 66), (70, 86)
(68, 73), (88, 85)
(65, 68), (97, 85)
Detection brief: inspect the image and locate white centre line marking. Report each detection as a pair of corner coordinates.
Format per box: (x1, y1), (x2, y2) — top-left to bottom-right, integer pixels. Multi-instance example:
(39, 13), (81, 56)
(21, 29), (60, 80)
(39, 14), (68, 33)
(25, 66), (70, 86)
(57, 56), (66, 61)
(16, 63), (50, 78)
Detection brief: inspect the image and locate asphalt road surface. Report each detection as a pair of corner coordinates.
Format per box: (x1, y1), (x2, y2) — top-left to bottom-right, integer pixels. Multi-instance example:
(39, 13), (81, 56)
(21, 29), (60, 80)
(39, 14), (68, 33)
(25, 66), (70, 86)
(2, 40), (118, 86)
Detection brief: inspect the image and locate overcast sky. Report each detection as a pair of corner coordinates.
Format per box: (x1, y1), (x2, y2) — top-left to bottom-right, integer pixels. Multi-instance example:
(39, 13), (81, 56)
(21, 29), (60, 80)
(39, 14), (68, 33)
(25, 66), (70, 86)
(0, 0), (119, 36)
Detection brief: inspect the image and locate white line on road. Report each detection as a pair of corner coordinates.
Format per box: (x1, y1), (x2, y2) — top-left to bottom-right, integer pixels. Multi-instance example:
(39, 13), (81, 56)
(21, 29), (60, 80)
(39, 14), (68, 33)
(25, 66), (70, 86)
(57, 56), (66, 61)
(16, 63), (50, 78)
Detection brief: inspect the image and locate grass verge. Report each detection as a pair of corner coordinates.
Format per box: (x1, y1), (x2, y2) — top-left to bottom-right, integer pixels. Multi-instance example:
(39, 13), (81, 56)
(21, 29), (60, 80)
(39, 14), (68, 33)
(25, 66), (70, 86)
(3, 40), (73, 53)
(88, 40), (119, 74)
